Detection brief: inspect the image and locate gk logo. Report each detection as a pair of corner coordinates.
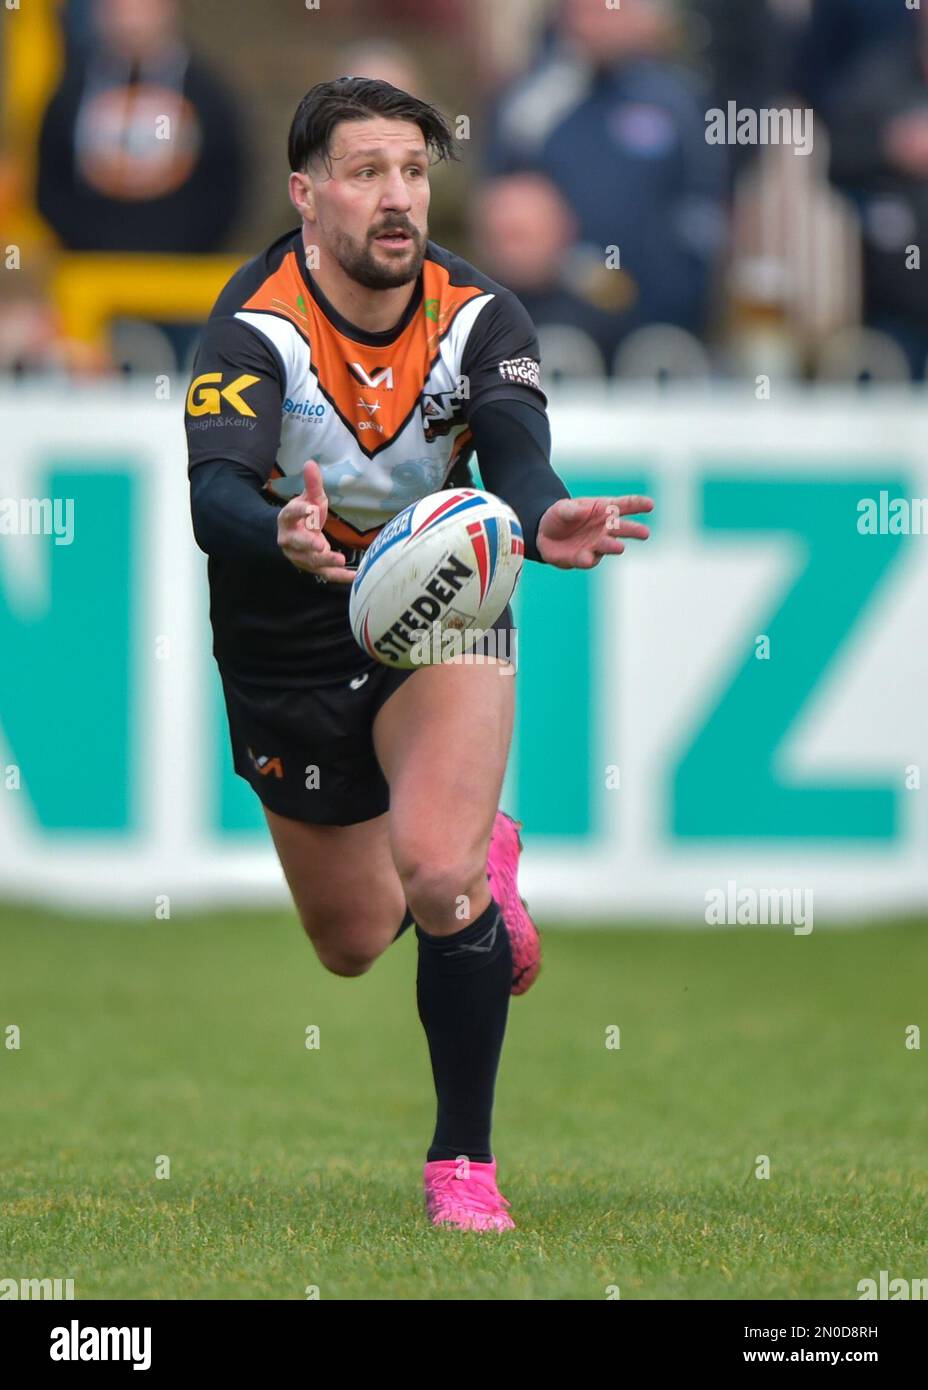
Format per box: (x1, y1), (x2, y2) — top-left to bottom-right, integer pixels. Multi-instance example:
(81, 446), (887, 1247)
(186, 373), (260, 417)
(348, 364), (394, 390)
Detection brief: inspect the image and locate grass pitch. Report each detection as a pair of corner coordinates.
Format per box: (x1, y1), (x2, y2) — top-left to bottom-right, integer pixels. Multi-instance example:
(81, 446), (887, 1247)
(1, 904), (926, 1300)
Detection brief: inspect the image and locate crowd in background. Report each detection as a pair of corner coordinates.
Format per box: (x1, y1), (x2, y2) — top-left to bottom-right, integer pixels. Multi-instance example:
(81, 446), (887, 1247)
(2, 0), (927, 383)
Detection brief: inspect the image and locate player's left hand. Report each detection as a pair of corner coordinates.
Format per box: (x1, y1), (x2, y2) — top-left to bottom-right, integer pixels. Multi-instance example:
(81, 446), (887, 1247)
(536, 494), (654, 569)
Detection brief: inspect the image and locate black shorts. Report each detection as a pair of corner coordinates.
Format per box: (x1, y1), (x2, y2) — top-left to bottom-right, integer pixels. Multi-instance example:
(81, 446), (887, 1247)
(220, 605), (515, 826)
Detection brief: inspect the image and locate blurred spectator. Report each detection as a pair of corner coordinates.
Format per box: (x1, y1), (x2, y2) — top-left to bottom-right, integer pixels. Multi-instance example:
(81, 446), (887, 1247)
(338, 40), (423, 97)
(687, 0), (798, 163)
(36, 0), (245, 252)
(474, 172), (602, 369)
(356, 0), (467, 29)
(474, 167), (642, 375)
(826, 8), (928, 379)
(0, 267), (108, 377)
(481, 0), (727, 373)
(475, 173), (578, 292)
(799, 0), (918, 116)
(59, 0), (101, 57)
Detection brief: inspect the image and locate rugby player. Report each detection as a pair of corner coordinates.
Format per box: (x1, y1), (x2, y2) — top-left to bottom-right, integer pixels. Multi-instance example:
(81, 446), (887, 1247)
(186, 78), (652, 1231)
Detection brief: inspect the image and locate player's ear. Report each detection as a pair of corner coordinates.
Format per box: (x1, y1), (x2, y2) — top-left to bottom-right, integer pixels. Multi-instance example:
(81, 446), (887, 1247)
(288, 170), (315, 220)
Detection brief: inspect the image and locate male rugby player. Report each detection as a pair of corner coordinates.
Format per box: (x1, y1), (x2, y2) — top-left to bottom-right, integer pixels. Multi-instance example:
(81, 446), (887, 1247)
(186, 78), (652, 1231)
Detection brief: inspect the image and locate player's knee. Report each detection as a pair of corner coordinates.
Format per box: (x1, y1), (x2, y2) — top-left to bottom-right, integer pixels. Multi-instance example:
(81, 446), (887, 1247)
(295, 907), (385, 977)
(312, 939), (378, 978)
(397, 855), (486, 929)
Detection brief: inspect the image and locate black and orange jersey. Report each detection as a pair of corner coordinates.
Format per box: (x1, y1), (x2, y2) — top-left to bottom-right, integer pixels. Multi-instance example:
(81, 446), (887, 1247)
(186, 225), (547, 549)
(186, 225), (555, 685)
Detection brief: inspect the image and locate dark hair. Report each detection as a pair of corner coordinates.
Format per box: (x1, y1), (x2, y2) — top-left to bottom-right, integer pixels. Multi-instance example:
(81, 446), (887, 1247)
(288, 77), (458, 173)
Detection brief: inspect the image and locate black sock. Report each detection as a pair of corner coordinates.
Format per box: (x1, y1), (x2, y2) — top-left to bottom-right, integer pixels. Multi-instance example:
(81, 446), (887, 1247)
(416, 897), (512, 1164)
(393, 905), (416, 941)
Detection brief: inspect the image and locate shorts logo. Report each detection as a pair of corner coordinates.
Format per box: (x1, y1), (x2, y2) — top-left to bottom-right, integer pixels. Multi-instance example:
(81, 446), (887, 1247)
(497, 357), (541, 390)
(186, 373), (260, 418)
(247, 748), (283, 778)
(349, 673), (369, 689)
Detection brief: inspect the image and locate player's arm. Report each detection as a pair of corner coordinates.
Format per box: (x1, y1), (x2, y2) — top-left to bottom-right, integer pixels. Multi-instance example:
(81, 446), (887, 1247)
(185, 318), (351, 581)
(186, 315), (290, 566)
(467, 398), (567, 562)
(460, 291), (567, 561)
(462, 292), (653, 568)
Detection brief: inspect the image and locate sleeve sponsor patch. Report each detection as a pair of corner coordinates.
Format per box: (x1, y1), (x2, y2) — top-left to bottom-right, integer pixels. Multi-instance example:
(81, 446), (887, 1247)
(498, 356), (541, 390)
(186, 372), (261, 422)
(184, 317), (286, 477)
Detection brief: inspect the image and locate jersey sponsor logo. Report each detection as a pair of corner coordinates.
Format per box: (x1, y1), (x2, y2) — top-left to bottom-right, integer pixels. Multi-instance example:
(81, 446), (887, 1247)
(423, 297), (454, 351)
(186, 372), (260, 418)
(358, 399), (381, 415)
(348, 363), (394, 390)
(282, 398), (326, 421)
(497, 356), (541, 390)
(186, 416), (257, 433)
(421, 390), (463, 441)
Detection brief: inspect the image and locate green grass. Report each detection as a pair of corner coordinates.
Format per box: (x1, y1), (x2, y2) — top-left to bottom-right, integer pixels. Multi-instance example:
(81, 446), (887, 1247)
(1, 905), (926, 1299)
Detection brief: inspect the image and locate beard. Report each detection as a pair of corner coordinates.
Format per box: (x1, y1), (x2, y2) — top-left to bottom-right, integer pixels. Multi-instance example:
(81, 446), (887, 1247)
(329, 220), (427, 290)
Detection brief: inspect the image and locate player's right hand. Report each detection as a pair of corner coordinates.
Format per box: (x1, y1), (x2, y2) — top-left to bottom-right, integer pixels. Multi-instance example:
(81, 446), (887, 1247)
(277, 460), (355, 584)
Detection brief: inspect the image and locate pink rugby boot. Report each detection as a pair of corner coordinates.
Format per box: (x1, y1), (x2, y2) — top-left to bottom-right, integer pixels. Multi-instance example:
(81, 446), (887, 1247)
(423, 1159), (515, 1231)
(487, 811), (540, 995)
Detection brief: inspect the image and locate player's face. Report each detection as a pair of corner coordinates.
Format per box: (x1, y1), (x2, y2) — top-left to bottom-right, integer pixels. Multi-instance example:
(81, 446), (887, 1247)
(311, 118), (430, 290)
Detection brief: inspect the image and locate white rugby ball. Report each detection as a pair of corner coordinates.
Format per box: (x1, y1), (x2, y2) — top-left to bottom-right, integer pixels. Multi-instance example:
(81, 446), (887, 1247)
(349, 488), (525, 669)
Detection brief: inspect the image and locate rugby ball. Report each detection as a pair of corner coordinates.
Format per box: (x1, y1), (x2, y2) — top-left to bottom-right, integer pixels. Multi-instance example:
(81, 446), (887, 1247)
(349, 488), (525, 668)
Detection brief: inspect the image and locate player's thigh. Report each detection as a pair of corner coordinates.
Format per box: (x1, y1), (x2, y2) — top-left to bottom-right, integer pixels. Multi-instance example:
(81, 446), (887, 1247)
(372, 659), (515, 903)
(263, 807), (406, 974)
